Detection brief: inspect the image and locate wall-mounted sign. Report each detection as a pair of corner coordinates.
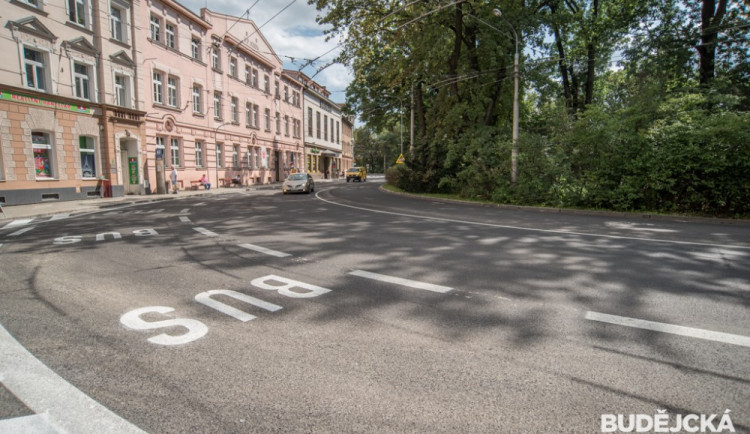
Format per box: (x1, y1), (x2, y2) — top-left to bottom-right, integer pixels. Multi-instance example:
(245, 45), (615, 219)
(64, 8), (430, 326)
(1, 90), (93, 114)
(128, 157), (139, 184)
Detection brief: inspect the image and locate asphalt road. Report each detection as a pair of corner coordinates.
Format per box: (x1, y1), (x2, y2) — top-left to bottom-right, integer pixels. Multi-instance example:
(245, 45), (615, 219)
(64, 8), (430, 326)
(1, 180), (748, 433)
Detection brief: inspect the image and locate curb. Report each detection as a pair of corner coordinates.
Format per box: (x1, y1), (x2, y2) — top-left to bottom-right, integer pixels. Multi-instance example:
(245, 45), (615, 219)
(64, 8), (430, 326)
(379, 185), (750, 226)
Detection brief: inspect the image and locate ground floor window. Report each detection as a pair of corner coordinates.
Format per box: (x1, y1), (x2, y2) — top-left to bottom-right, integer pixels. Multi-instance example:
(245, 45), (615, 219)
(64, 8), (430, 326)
(79, 136), (96, 178)
(170, 137), (181, 167)
(33, 131), (54, 179)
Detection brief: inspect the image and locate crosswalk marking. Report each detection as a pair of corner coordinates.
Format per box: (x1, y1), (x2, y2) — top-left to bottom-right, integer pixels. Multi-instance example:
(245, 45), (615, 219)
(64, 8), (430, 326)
(238, 243), (291, 258)
(194, 227), (218, 237)
(7, 227), (35, 237)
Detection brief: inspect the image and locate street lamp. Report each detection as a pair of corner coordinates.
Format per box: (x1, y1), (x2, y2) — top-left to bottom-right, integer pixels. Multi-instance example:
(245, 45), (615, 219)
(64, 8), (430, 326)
(492, 8), (520, 184)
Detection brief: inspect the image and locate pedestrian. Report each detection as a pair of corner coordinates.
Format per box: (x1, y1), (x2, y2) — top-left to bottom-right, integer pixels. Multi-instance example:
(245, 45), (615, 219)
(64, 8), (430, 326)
(170, 166), (178, 194)
(200, 174), (211, 190)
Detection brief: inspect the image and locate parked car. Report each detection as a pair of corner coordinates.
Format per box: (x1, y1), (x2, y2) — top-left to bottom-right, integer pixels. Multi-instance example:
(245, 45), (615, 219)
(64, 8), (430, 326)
(346, 167), (367, 182)
(282, 172), (315, 194)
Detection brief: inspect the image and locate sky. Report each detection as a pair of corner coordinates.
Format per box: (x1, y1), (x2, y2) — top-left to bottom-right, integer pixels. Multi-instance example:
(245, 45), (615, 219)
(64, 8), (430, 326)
(179, 0), (351, 103)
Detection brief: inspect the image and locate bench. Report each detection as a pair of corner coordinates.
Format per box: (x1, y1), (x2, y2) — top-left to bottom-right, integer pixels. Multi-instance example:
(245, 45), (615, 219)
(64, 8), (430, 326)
(223, 178), (242, 187)
(190, 180), (203, 190)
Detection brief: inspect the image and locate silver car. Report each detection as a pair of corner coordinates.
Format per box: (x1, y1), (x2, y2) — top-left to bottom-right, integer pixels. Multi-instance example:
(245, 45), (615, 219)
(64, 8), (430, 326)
(282, 172), (315, 194)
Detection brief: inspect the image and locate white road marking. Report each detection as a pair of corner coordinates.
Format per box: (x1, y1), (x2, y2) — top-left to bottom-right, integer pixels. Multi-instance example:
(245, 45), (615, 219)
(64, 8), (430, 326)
(585, 311), (750, 348)
(0, 414), (57, 433)
(179, 216), (192, 223)
(49, 213), (70, 221)
(180, 208), (190, 214)
(238, 243), (291, 258)
(0, 323), (147, 433)
(194, 227), (218, 237)
(7, 227), (35, 237)
(3, 219), (34, 229)
(315, 193), (750, 250)
(350, 270), (453, 293)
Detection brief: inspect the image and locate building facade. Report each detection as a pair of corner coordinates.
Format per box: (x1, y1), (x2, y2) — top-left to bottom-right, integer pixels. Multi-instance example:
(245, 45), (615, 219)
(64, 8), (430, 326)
(1, 0), (146, 205)
(0, 1), (334, 205)
(285, 70), (343, 179)
(140, 4), (304, 192)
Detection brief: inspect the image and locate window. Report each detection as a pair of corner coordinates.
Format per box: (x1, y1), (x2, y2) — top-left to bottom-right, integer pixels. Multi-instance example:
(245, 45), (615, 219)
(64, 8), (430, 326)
(211, 44), (220, 70)
(110, 6), (123, 41)
(264, 108), (270, 131)
(170, 138), (181, 166)
(165, 23), (176, 49)
(263, 75), (270, 94)
(32, 132), (54, 179)
(254, 147), (260, 168)
(284, 116), (289, 136)
(213, 92), (222, 119)
(231, 97), (239, 123)
(192, 85), (202, 113)
(274, 80), (279, 99)
(24, 47), (47, 91)
(336, 121), (340, 144)
(20, 0), (41, 9)
(316, 112), (321, 139)
(245, 65), (251, 85)
(232, 145), (239, 167)
(229, 57), (237, 78)
(191, 38), (200, 61)
(152, 71), (163, 104)
(252, 105), (259, 128)
(324, 115), (328, 141)
(308, 108), (313, 136)
(284, 85), (289, 103)
(195, 141), (203, 167)
(275, 112), (281, 135)
(252, 69), (258, 88)
(79, 136), (96, 178)
(216, 143), (223, 168)
(114, 73), (129, 107)
(245, 103), (251, 126)
(73, 63), (91, 100)
(167, 76), (178, 107)
(68, 0), (87, 27)
(150, 16), (161, 42)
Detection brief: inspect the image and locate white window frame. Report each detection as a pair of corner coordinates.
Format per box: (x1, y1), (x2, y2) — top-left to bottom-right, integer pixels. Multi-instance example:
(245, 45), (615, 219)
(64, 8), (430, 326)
(152, 71), (163, 104)
(170, 137), (181, 167)
(73, 62), (92, 101)
(110, 5), (123, 42)
(165, 22), (176, 49)
(211, 44), (220, 70)
(232, 145), (239, 167)
(167, 76), (178, 107)
(23, 47), (48, 92)
(229, 57), (237, 78)
(195, 140), (204, 168)
(192, 84), (202, 114)
(213, 92), (222, 120)
(150, 16), (161, 42)
(67, 0), (88, 28)
(191, 37), (200, 61)
(231, 97), (238, 123)
(114, 72), (130, 108)
(216, 143), (223, 168)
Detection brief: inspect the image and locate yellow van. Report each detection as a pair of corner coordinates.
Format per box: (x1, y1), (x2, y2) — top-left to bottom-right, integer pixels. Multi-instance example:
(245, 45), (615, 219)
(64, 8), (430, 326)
(346, 167), (367, 182)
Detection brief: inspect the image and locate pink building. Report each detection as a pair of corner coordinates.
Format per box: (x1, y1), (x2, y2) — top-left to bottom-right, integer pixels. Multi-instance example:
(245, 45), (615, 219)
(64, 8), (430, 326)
(140, 2), (304, 192)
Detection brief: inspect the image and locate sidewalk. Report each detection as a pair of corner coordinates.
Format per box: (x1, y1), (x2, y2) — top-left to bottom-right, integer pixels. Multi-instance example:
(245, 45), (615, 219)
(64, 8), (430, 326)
(1, 186), (253, 220)
(0, 177), (341, 221)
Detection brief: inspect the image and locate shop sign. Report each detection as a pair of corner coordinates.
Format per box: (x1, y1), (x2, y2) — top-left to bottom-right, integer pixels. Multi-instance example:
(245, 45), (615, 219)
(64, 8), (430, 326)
(1, 90), (93, 114)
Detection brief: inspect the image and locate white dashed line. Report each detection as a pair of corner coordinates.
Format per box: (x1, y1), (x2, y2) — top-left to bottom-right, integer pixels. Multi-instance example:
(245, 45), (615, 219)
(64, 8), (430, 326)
(194, 227), (218, 237)
(350, 270), (453, 293)
(238, 243), (291, 258)
(585, 311), (750, 348)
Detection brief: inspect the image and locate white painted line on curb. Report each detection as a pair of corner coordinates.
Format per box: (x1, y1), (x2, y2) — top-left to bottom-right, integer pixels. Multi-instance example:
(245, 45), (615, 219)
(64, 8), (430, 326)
(194, 227), (218, 237)
(350, 270), (453, 293)
(7, 227), (35, 237)
(0, 323), (147, 433)
(179, 216), (192, 223)
(3, 219), (34, 229)
(585, 311), (750, 348)
(238, 243), (291, 258)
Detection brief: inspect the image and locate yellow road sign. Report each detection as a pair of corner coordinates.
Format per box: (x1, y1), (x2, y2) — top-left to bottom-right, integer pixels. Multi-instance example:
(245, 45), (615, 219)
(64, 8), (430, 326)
(396, 154), (405, 164)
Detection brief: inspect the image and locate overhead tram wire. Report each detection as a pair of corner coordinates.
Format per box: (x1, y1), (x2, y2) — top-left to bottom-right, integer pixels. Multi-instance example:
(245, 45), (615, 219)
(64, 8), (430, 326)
(227, 0), (298, 57)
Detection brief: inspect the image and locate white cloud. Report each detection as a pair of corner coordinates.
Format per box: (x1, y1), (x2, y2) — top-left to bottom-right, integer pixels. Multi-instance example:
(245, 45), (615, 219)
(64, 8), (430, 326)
(179, 0), (350, 103)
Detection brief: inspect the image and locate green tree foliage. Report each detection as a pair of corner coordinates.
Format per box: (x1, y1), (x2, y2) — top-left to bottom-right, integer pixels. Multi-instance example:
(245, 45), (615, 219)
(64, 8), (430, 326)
(312, 0), (750, 216)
